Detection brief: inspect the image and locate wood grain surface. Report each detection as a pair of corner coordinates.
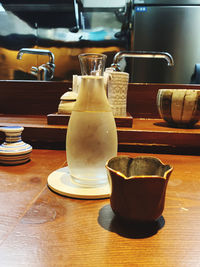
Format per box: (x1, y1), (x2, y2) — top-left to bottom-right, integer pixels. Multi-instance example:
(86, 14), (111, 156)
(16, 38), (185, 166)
(1, 114), (200, 154)
(0, 149), (200, 266)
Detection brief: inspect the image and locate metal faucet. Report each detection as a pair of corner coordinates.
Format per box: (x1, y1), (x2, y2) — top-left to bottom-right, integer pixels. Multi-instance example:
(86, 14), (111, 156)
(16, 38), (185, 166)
(111, 51), (174, 71)
(17, 48), (55, 81)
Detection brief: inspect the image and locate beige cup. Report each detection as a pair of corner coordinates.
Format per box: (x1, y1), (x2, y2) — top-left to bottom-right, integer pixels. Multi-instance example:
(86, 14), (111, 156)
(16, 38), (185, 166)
(105, 71), (129, 117)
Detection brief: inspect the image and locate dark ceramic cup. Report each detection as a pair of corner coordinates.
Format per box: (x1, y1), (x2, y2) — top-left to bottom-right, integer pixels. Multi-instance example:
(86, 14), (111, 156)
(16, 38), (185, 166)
(106, 156), (173, 222)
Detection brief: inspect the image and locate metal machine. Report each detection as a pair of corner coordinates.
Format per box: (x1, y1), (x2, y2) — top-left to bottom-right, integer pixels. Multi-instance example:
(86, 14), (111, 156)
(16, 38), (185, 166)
(132, 0), (200, 83)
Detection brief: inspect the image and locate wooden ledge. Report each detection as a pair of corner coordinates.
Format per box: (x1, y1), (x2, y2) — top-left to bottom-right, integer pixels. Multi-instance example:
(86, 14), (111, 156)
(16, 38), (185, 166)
(1, 114), (200, 154)
(47, 112), (133, 128)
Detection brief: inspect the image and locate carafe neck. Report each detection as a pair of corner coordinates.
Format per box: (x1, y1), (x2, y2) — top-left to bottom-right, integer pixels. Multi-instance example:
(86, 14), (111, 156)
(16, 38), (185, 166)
(73, 76), (111, 112)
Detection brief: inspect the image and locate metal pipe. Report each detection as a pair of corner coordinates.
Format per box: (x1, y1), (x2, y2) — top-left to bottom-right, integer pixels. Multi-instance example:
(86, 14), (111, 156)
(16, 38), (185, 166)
(16, 48), (55, 80)
(111, 51), (174, 71)
(17, 48), (55, 64)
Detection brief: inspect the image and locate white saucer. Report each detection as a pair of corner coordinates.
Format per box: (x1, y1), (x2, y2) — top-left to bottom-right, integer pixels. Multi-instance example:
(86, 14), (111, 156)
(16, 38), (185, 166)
(47, 166), (111, 199)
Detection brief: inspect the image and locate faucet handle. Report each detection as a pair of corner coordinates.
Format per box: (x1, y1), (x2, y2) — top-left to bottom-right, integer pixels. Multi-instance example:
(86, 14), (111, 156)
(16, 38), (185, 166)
(30, 64), (55, 81)
(110, 63), (121, 71)
(30, 66), (39, 77)
(38, 63), (55, 81)
(43, 63), (55, 80)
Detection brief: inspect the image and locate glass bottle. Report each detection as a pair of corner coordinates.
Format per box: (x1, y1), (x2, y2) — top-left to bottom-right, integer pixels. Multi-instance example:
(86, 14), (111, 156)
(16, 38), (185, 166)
(78, 53), (106, 76)
(66, 74), (118, 188)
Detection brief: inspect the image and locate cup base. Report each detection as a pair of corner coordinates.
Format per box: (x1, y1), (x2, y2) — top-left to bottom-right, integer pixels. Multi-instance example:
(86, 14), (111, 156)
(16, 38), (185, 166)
(70, 174), (108, 188)
(47, 166), (110, 199)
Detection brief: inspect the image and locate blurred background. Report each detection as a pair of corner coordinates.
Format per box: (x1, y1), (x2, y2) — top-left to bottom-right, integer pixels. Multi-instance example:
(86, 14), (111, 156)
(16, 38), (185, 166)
(1, 0), (200, 84)
(0, 0), (132, 81)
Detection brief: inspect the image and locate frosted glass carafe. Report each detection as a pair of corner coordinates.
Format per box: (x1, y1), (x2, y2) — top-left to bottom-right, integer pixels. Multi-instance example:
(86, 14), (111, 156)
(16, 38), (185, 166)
(66, 76), (118, 187)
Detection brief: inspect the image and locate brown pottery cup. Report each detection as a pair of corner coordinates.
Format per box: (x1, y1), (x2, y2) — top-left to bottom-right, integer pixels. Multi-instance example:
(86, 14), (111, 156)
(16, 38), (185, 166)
(106, 156), (173, 222)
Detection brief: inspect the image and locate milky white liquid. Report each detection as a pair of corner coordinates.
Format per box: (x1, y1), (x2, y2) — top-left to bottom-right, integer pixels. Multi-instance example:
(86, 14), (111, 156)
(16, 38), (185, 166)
(66, 111), (117, 187)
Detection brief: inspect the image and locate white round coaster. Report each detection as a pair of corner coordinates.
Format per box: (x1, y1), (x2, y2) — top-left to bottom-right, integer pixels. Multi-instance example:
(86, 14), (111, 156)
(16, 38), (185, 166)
(47, 166), (111, 199)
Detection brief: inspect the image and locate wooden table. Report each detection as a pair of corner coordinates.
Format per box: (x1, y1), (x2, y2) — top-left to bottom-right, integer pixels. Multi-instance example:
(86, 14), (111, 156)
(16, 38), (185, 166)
(1, 149), (200, 266)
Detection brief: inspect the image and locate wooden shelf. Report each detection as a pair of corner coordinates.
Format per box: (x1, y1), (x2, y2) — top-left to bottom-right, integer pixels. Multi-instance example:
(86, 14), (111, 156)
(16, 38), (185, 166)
(1, 82), (200, 154)
(47, 112), (133, 128)
(1, 114), (200, 154)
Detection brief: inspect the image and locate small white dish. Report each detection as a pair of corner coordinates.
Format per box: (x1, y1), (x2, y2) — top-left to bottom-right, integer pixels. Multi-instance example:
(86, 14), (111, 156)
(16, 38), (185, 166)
(47, 166), (111, 199)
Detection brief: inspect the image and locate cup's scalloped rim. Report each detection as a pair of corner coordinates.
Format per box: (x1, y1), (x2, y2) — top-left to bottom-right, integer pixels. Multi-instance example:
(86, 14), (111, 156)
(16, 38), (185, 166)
(105, 155), (173, 180)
